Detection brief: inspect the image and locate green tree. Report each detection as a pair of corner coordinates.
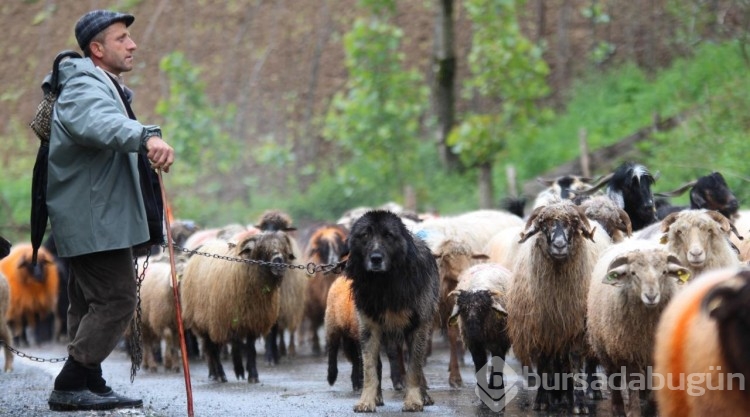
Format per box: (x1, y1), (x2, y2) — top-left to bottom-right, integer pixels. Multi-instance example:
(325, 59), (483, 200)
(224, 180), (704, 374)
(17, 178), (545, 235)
(449, 0), (550, 208)
(322, 5), (429, 208)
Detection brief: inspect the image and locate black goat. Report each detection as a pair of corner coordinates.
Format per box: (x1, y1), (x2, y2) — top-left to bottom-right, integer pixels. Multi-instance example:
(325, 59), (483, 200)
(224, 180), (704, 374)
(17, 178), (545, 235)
(655, 172), (739, 221)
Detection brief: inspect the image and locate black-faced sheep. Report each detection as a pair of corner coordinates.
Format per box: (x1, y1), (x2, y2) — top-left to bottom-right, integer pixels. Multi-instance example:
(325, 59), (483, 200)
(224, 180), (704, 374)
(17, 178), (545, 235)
(448, 263), (512, 398)
(587, 240), (691, 416)
(345, 210), (439, 412)
(433, 238), (488, 388)
(0, 243), (59, 346)
(506, 200), (601, 414)
(0, 271), (13, 372)
(654, 267), (750, 417)
(659, 209), (740, 278)
(180, 231), (296, 383)
(255, 210), (307, 363)
(533, 174), (597, 210)
(325, 275), (405, 392)
(655, 171), (739, 221)
(302, 224), (348, 356)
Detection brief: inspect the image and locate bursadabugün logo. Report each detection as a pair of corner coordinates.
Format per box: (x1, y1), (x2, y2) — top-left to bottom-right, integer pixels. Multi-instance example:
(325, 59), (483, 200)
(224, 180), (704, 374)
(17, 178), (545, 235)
(475, 356), (520, 411)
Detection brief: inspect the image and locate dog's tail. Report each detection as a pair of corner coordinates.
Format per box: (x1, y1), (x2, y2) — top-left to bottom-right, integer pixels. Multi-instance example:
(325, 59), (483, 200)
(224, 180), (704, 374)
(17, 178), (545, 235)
(326, 332), (340, 386)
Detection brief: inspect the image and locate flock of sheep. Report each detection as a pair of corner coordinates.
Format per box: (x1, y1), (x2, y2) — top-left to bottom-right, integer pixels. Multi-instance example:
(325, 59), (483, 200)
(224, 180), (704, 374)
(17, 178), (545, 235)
(1, 161), (750, 416)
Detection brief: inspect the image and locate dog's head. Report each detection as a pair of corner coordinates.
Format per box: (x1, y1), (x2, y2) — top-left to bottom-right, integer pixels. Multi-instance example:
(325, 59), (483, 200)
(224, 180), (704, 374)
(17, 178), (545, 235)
(345, 210), (410, 273)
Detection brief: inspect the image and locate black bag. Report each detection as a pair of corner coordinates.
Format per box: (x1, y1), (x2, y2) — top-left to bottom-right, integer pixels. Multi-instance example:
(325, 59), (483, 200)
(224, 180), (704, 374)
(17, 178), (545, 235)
(29, 50), (82, 265)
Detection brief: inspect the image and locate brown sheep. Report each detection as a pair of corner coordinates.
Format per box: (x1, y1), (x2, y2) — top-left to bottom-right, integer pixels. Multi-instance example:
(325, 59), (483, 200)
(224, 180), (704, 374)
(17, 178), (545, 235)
(579, 195), (633, 243)
(433, 238), (488, 388)
(587, 240), (690, 416)
(302, 224), (348, 356)
(180, 231), (296, 383)
(0, 271), (13, 372)
(506, 201), (602, 414)
(0, 243), (59, 346)
(660, 209), (740, 278)
(654, 267), (750, 417)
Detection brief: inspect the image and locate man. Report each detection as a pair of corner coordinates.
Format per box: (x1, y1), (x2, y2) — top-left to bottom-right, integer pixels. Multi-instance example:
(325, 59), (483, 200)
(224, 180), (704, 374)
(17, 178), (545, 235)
(45, 10), (174, 412)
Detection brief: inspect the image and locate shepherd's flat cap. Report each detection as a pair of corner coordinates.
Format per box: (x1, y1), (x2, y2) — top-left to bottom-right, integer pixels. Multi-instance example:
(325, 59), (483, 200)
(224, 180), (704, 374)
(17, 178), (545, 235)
(75, 10), (135, 52)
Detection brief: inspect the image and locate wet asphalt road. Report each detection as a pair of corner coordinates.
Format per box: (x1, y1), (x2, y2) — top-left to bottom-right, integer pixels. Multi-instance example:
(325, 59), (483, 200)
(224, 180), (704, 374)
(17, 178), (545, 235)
(0, 334), (617, 417)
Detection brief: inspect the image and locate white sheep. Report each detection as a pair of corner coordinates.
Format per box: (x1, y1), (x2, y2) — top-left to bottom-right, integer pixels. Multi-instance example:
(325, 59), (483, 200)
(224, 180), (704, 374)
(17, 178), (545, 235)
(654, 267), (750, 416)
(0, 271), (13, 372)
(448, 263), (512, 395)
(506, 200), (605, 414)
(180, 231), (296, 383)
(659, 209), (740, 278)
(587, 240), (690, 416)
(411, 209), (524, 254)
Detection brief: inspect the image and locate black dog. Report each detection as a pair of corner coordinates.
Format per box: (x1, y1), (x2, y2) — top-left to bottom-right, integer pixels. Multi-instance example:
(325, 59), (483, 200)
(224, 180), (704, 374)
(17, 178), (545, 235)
(345, 210), (439, 412)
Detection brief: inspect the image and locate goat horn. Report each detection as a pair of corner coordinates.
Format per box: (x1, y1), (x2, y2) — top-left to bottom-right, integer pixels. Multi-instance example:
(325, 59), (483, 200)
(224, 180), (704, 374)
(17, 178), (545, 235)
(654, 180), (698, 198)
(572, 172), (614, 198)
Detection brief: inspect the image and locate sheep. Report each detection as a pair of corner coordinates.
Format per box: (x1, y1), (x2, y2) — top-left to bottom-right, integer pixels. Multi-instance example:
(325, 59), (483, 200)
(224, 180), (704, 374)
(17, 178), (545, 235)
(0, 243), (59, 347)
(506, 200), (603, 414)
(138, 255), (189, 373)
(587, 240), (691, 416)
(659, 209), (741, 278)
(255, 210), (308, 363)
(729, 209), (750, 262)
(411, 209), (525, 255)
(324, 275), (405, 392)
(179, 231), (296, 383)
(579, 195), (633, 243)
(182, 223), (248, 250)
(170, 219), (200, 248)
(653, 267), (750, 417)
(654, 171), (739, 221)
(433, 238), (488, 388)
(302, 223), (348, 356)
(448, 263), (512, 398)
(0, 271), (13, 372)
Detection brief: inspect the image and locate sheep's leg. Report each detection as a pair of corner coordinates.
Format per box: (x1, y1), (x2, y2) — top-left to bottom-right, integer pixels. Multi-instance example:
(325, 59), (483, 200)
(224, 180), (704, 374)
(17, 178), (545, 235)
(1, 322), (14, 372)
(605, 362), (626, 416)
(311, 322), (322, 356)
(385, 340), (404, 391)
(204, 338), (227, 382)
(231, 338), (246, 380)
(185, 330), (201, 360)
(264, 324), (280, 365)
(326, 331), (341, 387)
(624, 366), (642, 417)
(278, 328), (287, 357)
(585, 356), (604, 400)
(163, 328), (179, 372)
(570, 352), (589, 415)
(402, 325), (431, 412)
(287, 327), (296, 357)
(354, 321), (381, 412)
(245, 335), (260, 383)
(533, 356), (552, 411)
(447, 325), (463, 388)
(640, 385), (657, 416)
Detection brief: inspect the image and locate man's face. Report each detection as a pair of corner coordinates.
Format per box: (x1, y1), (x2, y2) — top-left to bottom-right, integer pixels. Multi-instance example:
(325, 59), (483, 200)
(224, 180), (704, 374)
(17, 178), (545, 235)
(93, 22), (137, 74)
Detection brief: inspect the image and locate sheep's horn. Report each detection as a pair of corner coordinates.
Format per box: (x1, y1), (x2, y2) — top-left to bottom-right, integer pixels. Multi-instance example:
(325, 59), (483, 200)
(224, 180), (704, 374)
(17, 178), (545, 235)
(654, 180), (698, 198)
(518, 227), (539, 244)
(571, 172), (614, 198)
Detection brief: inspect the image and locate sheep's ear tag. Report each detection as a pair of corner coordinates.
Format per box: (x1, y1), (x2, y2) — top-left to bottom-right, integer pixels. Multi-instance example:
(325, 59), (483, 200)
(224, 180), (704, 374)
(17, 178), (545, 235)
(659, 234), (668, 245)
(604, 272), (620, 285)
(677, 269), (690, 283)
(448, 303), (459, 326)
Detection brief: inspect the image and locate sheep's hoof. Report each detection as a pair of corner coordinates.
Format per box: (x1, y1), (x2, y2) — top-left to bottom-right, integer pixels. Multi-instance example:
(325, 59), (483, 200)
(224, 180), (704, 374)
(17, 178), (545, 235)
(572, 404), (590, 414)
(449, 376), (463, 388)
(248, 376), (259, 384)
(422, 392), (434, 406)
(353, 401), (376, 412)
(402, 401), (424, 412)
(587, 389), (603, 400)
(392, 381), (404, 391)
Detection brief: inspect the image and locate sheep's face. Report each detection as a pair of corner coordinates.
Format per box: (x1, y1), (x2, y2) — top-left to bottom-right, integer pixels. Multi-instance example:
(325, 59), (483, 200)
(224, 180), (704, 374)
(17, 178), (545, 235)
(449, 289), (506, 340)
(703, 269), (750, 380)
(691, 172), (739, 220)
(306, 226), (347, 265)
(433, 240), (476, 285)
(238, 231), (295, 279)
(603, 251), (689, 307)
(662, 211), (732, 269)
(521, 203), (594, 262)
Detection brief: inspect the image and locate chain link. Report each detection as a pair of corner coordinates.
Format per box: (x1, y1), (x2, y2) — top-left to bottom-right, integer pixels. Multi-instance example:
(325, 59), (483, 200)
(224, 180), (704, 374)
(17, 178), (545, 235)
(164, 242), (346, 276)
(129, 251), (150, 383)
(0, 338), (68, 363)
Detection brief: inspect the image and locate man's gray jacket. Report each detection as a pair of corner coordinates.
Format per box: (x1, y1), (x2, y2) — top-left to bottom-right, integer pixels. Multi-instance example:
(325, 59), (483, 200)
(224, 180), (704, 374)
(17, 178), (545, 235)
(46, 57), (158, 257)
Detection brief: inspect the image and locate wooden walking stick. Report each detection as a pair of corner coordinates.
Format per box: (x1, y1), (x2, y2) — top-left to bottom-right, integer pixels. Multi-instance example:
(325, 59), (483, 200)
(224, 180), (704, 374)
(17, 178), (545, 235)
(158, 169), (194, 417)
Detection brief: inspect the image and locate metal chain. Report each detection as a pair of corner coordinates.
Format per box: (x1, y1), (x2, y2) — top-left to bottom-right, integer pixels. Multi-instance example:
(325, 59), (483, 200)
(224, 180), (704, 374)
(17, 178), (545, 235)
(129, 250), (150, 383)
(0, 338), (68, 363)
(163, 242), (347, 276)
(0, 243), (343, 365)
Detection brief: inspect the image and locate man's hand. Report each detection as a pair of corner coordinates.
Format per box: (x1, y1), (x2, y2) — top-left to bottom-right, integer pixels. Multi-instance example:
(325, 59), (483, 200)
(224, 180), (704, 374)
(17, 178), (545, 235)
(145, 136), (175, 172)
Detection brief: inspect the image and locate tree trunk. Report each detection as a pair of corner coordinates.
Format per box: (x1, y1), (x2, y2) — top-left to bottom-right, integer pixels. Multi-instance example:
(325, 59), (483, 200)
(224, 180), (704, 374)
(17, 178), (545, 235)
(556, 0), (572, 92)
(478, 162), (493, 209)
(433, 0), (460, 171)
